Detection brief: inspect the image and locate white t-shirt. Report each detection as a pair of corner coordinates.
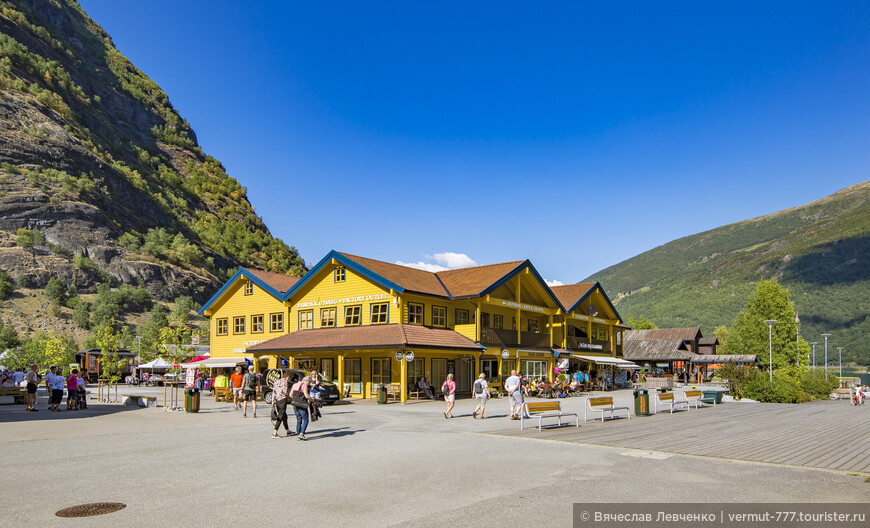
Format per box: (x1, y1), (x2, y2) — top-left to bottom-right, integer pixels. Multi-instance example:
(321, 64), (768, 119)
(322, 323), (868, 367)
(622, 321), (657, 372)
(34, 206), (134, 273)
(51, 375), (65, 391)
(44, 372), (55, 387)
(505, 375), (521, 392)
(77, 376), (85, 389)
(12, 371), (24, 384)
(473, 379), (489, 397)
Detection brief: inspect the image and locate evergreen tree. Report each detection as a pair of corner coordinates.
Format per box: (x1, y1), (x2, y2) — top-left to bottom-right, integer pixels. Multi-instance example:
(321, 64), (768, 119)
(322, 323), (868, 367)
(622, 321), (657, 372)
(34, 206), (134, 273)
(0, 271), (13, 299)
(72, 300), (90, 330)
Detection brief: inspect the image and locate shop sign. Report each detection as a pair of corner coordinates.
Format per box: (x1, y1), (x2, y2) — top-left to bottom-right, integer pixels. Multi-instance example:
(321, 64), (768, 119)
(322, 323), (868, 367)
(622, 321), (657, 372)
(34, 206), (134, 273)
(501, 349), (510, 359)
(298, 293), (390, 309)
(395, 350), (403, 361)
(578, 342), (604, 350)
(500, 300), (545, 313)
(594, 318), (606, 323)
(405, 350), (414, 362)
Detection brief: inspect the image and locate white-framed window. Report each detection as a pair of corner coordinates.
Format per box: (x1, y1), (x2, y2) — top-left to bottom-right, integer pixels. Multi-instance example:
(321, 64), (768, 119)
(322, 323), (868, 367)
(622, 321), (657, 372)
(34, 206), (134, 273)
(524, 360), (546, 378)
(299, 310), (313, 330)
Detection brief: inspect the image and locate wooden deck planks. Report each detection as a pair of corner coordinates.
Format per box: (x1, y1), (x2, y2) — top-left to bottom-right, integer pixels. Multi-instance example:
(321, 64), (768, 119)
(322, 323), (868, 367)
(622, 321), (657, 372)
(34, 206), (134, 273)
(491, 400), (870, 474)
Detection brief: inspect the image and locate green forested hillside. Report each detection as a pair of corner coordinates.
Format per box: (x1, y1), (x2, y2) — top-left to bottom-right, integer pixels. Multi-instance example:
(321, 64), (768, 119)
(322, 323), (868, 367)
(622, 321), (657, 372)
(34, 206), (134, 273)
(587, 181), (870, 365)
(0, 0), (305, 302)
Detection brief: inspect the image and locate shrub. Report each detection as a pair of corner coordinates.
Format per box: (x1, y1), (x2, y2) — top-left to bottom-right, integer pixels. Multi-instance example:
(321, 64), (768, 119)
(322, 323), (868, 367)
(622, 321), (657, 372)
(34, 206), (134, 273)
(0, 271), (13, 298)
(744, 371), (812, 404)
(16, 275), (29, 288)
(800, 369), (839, 400)
(72, 301), (90, 330)
(44, 277), (67, 304)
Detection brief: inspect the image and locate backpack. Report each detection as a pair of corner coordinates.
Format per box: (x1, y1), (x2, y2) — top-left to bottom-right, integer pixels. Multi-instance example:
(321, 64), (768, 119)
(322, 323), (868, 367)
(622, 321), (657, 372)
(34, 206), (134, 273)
(473, 380), (484, 396)
(245, 373), (258, 390)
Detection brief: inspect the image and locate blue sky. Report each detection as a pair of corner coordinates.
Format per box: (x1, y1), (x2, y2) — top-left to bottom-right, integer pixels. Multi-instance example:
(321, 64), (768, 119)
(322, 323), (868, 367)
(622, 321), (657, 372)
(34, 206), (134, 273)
(79, 1), (870, 284)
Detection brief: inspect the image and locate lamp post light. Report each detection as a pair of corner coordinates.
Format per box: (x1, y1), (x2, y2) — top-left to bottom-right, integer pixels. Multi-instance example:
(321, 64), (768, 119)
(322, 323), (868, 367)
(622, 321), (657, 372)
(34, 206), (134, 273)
(837, 347), (844, 384)
(135, 335), (143, 371)
(764, 320), (777, 384)
(821, 333), (832, 379)
(809, 342), (817, 370)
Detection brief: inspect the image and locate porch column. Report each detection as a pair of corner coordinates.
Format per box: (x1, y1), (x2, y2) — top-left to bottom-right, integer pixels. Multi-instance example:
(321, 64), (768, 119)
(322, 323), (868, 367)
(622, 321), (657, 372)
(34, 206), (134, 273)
(516, 276), (522, 345)
(400, 352), (408, 403)
(337, 354), (344, 398)
(548, 313), (554, 348)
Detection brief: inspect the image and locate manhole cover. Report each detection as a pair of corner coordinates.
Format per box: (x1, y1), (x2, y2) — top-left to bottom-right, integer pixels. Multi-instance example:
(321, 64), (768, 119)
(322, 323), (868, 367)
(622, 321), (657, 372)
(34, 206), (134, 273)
(56, 502), (126, 518)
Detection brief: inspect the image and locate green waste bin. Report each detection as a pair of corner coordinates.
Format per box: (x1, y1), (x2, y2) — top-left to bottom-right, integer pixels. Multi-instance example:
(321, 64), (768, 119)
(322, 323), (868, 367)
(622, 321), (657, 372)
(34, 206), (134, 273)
(701, 390), (723, 405)
(185, 388), (200, 413)
(633, 388), (650, 416)
(377, 385), (388, 404)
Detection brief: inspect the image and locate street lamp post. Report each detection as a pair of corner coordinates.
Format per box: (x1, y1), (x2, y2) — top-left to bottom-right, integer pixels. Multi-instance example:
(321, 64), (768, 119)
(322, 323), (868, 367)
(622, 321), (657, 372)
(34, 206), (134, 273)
(821, 333), (832, 379)
(764, 320), (777, 384)
(809, 342), (817, 370)
(837, 347), (843, 384)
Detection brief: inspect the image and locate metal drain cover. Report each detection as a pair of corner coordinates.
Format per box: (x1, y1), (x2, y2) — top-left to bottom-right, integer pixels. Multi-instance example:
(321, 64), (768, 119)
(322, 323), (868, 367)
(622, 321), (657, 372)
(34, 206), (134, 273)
(56, 502), (126, 518)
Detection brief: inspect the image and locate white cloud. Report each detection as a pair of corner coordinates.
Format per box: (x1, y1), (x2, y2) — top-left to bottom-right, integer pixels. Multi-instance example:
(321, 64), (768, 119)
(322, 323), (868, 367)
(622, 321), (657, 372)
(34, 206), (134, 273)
(546, 279), (565, 287)
(395, 261), (449, 272)
(428, 252), (477, 269)
(396, 252), (477, 272)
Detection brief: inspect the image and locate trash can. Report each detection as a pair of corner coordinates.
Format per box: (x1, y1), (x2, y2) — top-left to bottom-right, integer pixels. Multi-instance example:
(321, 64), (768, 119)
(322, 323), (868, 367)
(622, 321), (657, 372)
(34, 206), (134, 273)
(377, 385), (388, 404)
(185, 388), (200, 413)
(633, 388), (650, 416)
(701, 390), (723, 405)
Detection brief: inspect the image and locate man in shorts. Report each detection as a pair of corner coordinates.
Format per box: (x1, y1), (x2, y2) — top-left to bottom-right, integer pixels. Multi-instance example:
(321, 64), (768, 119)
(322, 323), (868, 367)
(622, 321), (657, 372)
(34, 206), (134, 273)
(505, 369), (523, 420)
(241, 366), (258, 418)
(229, 366), (244, 410)
(471, 372), (490, 419)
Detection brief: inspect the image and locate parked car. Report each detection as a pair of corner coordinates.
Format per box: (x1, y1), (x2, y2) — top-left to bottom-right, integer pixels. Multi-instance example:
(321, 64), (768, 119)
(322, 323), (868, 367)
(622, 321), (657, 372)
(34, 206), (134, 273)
(260, 368), (341, 405)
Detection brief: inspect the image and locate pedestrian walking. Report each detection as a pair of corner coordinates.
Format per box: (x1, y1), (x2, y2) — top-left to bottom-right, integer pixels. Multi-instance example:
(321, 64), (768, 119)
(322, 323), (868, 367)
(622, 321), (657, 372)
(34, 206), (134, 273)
(505, 369), (523, 420)
(229, 366), (244, 410)
(271, 370), (292, 438)
(442, 373), (456, 419)
(471, 373), (490, 419)
(50, 368), (65, 412)
(290, 376), (312, 440)
(25, 364), (39, 412)
(241, 366), (258, 418)
(66, 370), (79, 410)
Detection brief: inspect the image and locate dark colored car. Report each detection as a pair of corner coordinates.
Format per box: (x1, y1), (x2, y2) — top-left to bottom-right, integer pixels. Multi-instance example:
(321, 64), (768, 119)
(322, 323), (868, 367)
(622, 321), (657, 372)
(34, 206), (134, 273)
(260, 368), (341, 405)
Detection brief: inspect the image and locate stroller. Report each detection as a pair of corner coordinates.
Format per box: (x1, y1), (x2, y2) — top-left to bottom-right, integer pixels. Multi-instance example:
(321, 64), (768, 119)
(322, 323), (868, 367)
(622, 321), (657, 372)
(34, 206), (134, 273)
(77, 387), (88, 409)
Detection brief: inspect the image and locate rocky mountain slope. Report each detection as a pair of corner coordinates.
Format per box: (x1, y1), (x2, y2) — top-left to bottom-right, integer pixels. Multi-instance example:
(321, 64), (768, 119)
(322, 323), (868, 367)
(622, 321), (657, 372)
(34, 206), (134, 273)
(0, 0), (305, 303)
(587, 180), (870, 364)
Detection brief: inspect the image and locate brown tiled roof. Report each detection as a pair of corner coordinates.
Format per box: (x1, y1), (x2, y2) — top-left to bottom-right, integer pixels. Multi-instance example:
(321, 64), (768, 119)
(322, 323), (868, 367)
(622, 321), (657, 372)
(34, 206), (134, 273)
(623, 327), (702, 342)
(245, 269), (301, 294)
(436, 261), (525, 298)
(550, 282), (596, 311)
(698, 337), (719, 345)
(247, 324), (484, 353)
(340, 253), (450, 297)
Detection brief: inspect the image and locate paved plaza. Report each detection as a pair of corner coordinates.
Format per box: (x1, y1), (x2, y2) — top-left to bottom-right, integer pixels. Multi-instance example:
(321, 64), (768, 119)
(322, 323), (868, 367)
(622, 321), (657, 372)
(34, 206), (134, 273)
(2, 388), (868, 527)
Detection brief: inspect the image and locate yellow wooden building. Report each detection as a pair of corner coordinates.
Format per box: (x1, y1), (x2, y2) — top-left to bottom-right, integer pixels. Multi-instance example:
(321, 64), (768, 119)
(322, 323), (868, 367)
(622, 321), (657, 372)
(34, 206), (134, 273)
(199, 250), (629, 402)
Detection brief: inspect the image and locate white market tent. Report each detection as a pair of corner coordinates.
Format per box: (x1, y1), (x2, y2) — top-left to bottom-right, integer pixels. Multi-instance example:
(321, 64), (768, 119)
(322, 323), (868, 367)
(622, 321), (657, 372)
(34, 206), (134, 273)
(140, 358), (172, 369)
(180, 356), (252, 369)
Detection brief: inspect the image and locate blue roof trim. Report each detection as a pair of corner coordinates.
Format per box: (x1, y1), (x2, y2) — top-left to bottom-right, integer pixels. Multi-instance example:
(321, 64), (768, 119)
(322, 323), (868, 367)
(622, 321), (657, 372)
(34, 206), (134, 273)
(479, 260), (563, 309)
(281, 250), (405, 302)
(569, 282), (623, 323)
(198, 268), (284, 315)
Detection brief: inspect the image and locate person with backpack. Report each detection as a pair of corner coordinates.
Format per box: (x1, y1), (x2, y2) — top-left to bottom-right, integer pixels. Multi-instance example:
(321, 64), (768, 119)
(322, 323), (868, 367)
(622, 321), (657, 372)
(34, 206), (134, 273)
(241, 366), (259, 418)
(471, 373), (490, 419)
(441, 373), (456, 419)
(290, 376), (312, 441)
(271, 370), (292, 438)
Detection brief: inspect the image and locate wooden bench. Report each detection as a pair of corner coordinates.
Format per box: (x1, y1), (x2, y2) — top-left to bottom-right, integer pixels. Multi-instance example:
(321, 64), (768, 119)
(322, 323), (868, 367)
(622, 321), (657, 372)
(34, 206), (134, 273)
(654, 392), (689, 414)
(214, 386), (231, 402)
(584, 396), (631, 422)
(121, 394), (158, 408)
(0, 386), (26, 404)
(521, 401), (579, 431)
(683, 390), (704, 409)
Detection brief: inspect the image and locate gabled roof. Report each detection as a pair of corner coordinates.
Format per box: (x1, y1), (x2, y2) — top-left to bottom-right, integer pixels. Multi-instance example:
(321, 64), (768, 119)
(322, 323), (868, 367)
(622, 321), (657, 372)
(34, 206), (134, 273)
(622, 338), (695, 361)
(699, 337), (719, 346)
(551, 281), (622, 321)
(436, 261), (524, 298)
(624, 327), (702, 342)
(246, 324), (485, 353)
(198, 267), (301, 315)
(341, 253), (450, 297)
(550, 282), (596, 312)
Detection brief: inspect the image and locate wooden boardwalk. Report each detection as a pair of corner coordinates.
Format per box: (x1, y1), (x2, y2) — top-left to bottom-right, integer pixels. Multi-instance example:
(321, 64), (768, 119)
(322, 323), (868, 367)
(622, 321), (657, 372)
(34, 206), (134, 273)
(492, 399), (870, 474)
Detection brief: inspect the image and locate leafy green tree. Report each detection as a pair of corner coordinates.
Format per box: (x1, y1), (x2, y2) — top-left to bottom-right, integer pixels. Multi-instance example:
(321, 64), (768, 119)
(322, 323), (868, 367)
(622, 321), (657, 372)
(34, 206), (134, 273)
(0, 271), (13, 299)
(714, 325), (729, 350)
(72, 300), (90, 329)
(627, 315), (657, 330)
(44, 277), (67, 304)
(726, 279), (804, 374)
(0, 321), (20, 351)
(15, 228), (34, 251)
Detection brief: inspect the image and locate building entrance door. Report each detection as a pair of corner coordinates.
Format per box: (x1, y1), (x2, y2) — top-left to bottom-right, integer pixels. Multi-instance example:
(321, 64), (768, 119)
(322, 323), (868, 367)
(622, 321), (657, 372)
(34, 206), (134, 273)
(344, 358), (361, 394)
(320, 358), (334, 382)
(431, 358), (447, 395)
(371, 358), (391, 396)
(455, 357), (471, 393)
